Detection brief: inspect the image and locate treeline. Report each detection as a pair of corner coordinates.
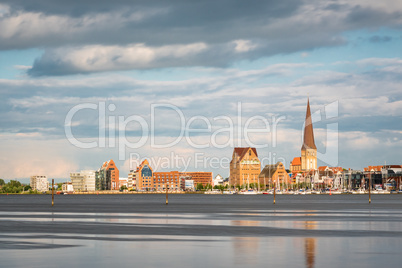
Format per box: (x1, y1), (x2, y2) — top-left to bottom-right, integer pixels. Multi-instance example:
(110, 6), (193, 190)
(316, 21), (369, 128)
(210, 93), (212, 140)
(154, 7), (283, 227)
(0, 179), (35, 194)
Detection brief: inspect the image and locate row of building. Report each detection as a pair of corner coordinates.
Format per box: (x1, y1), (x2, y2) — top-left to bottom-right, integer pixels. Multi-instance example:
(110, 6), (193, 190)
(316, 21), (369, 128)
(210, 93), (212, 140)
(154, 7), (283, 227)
(227, 99), (402, 190)
(30, 98), (401, 192)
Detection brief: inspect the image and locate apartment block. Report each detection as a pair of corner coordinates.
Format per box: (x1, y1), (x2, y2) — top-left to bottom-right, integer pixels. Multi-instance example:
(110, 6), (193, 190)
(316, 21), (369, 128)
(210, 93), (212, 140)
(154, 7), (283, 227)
(70, 170), (96, 191)
(30, 175), (49, 192)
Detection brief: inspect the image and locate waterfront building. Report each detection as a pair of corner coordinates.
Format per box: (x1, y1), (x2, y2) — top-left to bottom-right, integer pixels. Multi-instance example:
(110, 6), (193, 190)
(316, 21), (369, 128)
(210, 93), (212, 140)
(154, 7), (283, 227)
(180, 172), (213, 187)
(153, 171), (183, 191)
(259, 162), (290, 187)
(290, 157), (302, 173)
(62, 182), (74, 193)
(135, 159), (153, 191)
(301, 98), (317, 171)
(70, 170), (96, 191)
(119, 178), (128, 189)
(364, 165), (402, 190)
(184, 179), (194, 191)
(30, 175), (49, 192)
(127, 170), (136, 189)
(96, 159), (120, 190)
(213, 174), (224, 187)
(229, 147), (261, 187)
(132, 159), (212, 191)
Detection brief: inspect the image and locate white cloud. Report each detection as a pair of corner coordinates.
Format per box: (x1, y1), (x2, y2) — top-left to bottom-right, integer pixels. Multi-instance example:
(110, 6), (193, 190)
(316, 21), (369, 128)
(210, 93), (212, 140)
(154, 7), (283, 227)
(232, 40), (258, 53)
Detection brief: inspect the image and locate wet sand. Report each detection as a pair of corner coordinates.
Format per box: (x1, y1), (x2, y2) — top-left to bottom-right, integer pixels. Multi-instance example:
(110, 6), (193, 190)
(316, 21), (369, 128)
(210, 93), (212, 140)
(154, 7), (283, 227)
(0, 194), (401, 267)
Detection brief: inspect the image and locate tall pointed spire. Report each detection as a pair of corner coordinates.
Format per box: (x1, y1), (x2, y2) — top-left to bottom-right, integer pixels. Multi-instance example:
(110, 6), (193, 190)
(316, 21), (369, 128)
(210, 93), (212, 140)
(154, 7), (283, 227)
(302, 98), (316, 150)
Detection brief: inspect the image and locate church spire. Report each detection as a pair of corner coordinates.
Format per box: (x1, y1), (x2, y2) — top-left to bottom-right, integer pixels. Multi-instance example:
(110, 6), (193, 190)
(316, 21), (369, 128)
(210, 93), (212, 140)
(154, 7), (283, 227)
(302, 98), (316, 150)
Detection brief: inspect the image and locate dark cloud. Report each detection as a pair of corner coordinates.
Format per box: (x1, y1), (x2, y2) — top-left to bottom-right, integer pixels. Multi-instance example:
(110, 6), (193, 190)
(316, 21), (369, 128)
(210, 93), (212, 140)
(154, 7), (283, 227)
(0, 0), (300, 19)
(369, 35), (392, 43)
(346, 5), (402, 28)
(1, 1), (402, 76)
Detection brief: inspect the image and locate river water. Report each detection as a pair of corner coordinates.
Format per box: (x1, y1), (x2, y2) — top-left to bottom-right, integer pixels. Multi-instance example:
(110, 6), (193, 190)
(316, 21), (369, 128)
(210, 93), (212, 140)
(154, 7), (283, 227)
(1, 194), (401, 267)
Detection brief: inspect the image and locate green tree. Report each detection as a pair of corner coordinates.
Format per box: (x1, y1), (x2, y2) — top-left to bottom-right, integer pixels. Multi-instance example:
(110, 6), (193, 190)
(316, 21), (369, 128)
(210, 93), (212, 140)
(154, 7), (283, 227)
(8, 180), (21, 188)
(24, 185), (32, 191)
(0, 178), (5, 186)
(196, 183), (204, 191)
(120, 185), (128, 191)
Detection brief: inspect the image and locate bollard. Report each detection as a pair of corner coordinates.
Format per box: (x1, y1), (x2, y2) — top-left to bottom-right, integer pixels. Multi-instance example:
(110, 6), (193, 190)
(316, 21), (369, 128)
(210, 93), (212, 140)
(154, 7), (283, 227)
(369, 174), (371, 204)
(273, 186), (276, 204)
(166, 185), (168, 205)
(52, 179), (54, 207)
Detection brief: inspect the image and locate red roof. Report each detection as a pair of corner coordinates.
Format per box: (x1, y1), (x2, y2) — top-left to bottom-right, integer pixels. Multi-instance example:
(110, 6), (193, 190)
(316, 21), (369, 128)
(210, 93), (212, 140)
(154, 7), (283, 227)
(291, 157), (301, 166)
(233, 147), (258, 160)
(318, 166), (327, 172)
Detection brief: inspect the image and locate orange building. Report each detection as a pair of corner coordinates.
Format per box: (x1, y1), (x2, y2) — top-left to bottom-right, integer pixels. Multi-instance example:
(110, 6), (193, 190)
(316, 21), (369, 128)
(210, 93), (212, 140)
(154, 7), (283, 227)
(135, 159), (153, 191)
(364, 165), (383, 172)
(180, 172), (212, 187)
(290, 157), (302, 173)
(96, 159), (119, 190)
(259, 162), (290, 186)
(153, 171), (183, 191)
(230, 147), (261, 187)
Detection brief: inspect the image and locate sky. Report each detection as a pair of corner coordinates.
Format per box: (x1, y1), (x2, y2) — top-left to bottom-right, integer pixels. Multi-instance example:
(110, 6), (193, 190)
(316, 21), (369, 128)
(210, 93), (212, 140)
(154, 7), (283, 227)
(0, 0), (402, 181)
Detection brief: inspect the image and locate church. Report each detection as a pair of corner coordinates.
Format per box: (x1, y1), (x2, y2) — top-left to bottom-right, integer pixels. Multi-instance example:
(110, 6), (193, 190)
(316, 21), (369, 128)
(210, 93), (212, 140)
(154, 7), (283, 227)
(290, 98), (317, 172)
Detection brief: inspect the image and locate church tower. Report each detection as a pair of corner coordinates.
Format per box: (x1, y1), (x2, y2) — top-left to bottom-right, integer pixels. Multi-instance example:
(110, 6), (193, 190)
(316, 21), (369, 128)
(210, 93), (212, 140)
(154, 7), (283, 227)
(301, 98), (317, 171)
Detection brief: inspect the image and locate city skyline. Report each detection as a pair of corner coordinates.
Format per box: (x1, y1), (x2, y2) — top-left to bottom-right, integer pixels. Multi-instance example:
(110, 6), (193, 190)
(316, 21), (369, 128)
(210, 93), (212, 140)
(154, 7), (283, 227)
(0, 1), (402, 179)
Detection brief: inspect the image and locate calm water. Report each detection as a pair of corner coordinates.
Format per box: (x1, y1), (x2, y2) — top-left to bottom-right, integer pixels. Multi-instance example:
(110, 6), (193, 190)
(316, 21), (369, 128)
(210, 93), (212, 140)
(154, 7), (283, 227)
(1, 194), (402, 267)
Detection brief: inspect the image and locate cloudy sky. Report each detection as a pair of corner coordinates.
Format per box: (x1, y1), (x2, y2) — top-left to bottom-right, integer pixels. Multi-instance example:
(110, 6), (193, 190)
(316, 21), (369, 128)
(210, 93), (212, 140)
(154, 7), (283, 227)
(1, 0), (401, 180)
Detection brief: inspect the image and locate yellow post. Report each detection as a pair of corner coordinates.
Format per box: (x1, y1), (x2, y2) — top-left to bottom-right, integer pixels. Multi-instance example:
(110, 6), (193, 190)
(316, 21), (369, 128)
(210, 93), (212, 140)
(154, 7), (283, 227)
(273, 185), (276, 204)
(369, 172), (371, 204)
(52, 179), (54, 207)
(166, 185), (168, 205)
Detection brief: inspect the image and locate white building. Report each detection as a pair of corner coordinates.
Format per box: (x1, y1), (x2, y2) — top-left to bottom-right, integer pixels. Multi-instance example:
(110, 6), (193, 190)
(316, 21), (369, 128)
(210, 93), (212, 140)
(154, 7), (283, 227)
(185, 179), (194, 191)
(62, 182), (74, 193)
(127, 170), (136, 189)
(70, 170), (96, 191)
(213, 174), (224, 187)
(119, 178), (128, 189)
(30, 175), (49, 192)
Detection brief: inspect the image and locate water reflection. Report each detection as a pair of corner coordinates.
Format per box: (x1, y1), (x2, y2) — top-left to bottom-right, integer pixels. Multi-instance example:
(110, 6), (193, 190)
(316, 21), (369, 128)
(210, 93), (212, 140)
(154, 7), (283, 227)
(231, 220), (261, 265)
(303, 217), (316, 268)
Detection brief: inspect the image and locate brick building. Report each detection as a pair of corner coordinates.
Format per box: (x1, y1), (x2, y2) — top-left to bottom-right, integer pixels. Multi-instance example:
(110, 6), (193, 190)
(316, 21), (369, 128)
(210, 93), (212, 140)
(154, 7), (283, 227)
(96, 159), (119, 190)
(180, 172), (212, 187)
(229, 147), (261, 187)
(259, 162), (290, 186)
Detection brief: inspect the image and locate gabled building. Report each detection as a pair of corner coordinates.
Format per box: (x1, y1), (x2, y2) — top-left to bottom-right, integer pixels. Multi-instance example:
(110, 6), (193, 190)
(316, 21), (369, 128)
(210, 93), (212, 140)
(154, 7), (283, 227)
(95, 159), (119, 190)
(229, 147), (261, 187)
(290, 157), (302, 173)
(213, 174), (224, 187)
(135, 159), (153, 191)
(259, 162), (290, 186)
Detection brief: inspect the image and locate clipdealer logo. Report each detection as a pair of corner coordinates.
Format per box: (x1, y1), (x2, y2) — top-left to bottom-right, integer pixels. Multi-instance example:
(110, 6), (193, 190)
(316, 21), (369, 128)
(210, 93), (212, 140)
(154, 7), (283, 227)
(64, 100), (338, 169)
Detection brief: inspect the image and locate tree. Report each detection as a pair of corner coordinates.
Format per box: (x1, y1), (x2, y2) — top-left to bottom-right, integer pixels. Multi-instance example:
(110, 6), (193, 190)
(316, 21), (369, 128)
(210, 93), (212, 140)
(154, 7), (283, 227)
(24, 185), (32, 191)
(8, 180), (21, 188)
(120, 185), (128, 191)
(196, 183), (204, 191)
(0, 178), (5, 186)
